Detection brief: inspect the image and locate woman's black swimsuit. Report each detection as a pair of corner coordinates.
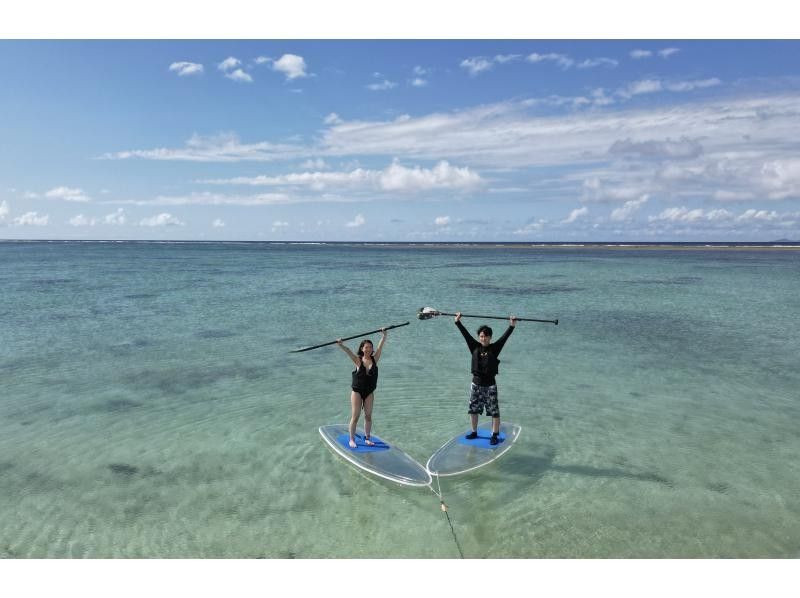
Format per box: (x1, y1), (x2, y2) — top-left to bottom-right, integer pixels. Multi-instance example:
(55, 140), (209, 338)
(351, 360), (378, 399)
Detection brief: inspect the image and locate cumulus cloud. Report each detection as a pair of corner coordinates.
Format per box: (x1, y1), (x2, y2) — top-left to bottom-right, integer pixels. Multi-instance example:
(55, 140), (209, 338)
(212, 218), (225, 228)
(69, 214), (96, 226)
(610, 196), (649, 222)
(562, 207), (589, 223)
(226, 69), (253, 83)
(200, 160), (484, 194)
(346, 213), (365, 227)
(460, 57), (494, 76)
(411, 78), (428, 87)
(14, 212), (48, 226)
(271, 54), (308, 80)
(630, 49), (652, 59)
(139, 213), (184, 227)
(659, 48), (680, 58)
(434, 216), (450, 226)
(45, 186), (91, 202)
(105, 208), (126, 225)
(218, 57), (241, 72)
(0, 200), (8, 222)
(217, 57), (252, 82)
(324, 113), (343, 125)
(169, 62), (203, 76)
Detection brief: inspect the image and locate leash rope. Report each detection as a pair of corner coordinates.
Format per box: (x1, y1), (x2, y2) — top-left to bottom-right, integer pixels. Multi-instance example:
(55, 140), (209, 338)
(430, 475), (464, 559)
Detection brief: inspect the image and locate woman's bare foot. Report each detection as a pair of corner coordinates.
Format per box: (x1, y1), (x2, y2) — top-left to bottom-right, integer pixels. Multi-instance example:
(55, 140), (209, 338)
(364, 437), (375, 446)
(349, 438), (357, 448)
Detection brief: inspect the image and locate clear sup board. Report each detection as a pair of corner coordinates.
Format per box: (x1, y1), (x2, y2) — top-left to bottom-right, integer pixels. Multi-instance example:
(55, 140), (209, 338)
(319, 424), (432, 487)
(426, 422), (522, 477)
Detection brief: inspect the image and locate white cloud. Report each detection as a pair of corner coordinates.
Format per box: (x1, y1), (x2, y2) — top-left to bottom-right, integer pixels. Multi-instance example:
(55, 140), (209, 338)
(0, 200), (8, 221)
(737, 209), (779, 222)
(367, 79), (397, 91)
(630, 49), (652, 59)
(271, 54), (308, 80)
(346, 213), (365, 227)
(666, 78), (721, 92)
(169, 62), (203, 77)
(562, 207), (589, 223)
(105, 208), (126, 225)
(577, 58), (618, 69)
(413, 66), (429, 75)
(649, 207), (709, 223)
(324, 113), (343, 125)
(272, 220), (289, 228)
(201, 160), (484, 194)
(434, 216), (450, 226)
(659, 48), (681, 58)
(379, 160), (483, 192)
(494, 54), (521, 64)
(45, 186), (91, 202)
(609, 137), (704, 160)
(301, 158), (329, 170)
(623, 79), (663, 97)
(610, 196), (649, 222)
(255, 56), (271, 65)
(212, 218), (225, 228)
(101, 132), (302, 163)
(69, 214), (97, 226)
(526, 53), (574, 69)
(139, 213), (184, 227)
(122, 192), (293, 206)
(225, 69), (253, 83)
(460, 57), (494, 76)
(13, 211), (48, 226)
(513, 218), (548, 235)
(218, 57), (241, 72)
(411, 78), (428, 87)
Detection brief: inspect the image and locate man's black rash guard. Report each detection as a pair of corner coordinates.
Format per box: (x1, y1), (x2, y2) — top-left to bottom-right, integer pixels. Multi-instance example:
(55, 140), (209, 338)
(455, 320), (514, 386)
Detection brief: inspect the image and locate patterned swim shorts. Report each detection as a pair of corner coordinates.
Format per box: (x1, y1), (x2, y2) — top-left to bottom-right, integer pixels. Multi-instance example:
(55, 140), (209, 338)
(468, 383), (500, 417)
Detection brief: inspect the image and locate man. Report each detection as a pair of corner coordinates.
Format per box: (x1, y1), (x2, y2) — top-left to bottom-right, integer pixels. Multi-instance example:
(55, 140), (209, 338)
(454, 312), (517, 445)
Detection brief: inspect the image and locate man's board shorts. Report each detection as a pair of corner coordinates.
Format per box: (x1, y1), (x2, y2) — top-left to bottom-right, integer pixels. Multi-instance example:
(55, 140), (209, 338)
(468, 382), (500, 417)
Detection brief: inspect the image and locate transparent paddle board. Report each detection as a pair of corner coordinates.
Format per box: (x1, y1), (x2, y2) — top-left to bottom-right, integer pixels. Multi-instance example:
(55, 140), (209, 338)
(426, 422), (522, 477)
(319, 424), (432, 487)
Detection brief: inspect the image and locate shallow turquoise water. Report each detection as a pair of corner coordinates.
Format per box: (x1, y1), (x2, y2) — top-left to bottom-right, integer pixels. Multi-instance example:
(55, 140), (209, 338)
(1, 241), (798, 557)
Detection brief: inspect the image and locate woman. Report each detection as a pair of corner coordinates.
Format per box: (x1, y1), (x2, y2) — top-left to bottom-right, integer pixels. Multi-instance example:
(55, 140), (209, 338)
(336, 328), (387, 448)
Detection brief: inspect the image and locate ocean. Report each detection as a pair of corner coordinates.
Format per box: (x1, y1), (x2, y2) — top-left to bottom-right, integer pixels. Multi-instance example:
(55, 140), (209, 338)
(1, 241), (798, 558)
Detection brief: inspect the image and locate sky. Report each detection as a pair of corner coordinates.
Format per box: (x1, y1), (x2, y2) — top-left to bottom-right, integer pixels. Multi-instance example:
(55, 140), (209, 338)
(2, 37), (800, 241)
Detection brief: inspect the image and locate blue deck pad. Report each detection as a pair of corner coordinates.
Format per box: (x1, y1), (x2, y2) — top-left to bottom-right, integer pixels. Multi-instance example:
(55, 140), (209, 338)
(336, 433), (391, 452)
(457, 430), (507, 449)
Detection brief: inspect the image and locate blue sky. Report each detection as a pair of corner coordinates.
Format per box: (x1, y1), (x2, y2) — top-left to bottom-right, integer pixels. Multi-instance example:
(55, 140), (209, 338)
(2, 38), (800, 241)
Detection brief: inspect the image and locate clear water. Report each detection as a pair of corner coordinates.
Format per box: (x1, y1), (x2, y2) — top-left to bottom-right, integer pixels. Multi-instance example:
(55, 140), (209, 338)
(1, 241), (798, 558)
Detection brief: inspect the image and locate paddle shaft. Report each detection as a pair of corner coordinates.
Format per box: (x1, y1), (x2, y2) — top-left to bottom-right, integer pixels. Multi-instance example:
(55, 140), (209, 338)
(290, 321), (410, 353)
(432, 311), (558, 325)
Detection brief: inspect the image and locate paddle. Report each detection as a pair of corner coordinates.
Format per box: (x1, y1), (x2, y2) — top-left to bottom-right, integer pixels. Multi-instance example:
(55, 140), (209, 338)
(416, 307), (558, 325)
(290, 322), (410, 353)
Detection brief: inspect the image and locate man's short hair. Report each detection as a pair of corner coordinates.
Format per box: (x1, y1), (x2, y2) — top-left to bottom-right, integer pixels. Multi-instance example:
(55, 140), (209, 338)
(477, 325), (493, 337)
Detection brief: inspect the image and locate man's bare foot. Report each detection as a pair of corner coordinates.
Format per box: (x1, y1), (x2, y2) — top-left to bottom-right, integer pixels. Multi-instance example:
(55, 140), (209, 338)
(364, 437), (375, 446)
(349, 438), (357, 448)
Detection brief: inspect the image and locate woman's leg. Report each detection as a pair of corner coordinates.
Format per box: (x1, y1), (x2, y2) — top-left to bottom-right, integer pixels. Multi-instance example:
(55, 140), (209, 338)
(348, 391), (363, 448)
(363, 394), (375, 445)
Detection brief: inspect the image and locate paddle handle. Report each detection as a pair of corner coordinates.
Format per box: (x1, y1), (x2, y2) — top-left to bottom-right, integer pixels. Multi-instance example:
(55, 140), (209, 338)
(422, 309), (558, 325)
(290, 321), (410, 353)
